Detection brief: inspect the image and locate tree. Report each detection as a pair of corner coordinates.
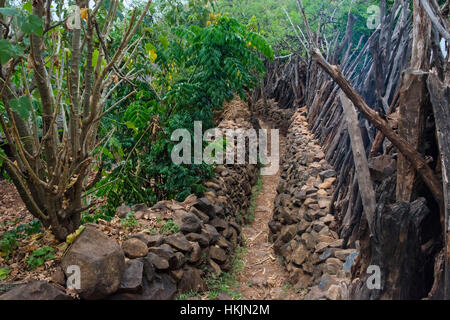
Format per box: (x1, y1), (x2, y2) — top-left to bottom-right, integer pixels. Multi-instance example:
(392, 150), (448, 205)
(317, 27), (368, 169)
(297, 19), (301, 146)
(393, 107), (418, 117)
(0, 0), (152, 241)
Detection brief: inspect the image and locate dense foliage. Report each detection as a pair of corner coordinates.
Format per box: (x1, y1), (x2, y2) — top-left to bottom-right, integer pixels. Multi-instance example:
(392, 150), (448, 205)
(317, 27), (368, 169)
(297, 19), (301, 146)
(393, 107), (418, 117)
(214, 0), (382, 55)
(85, 3), (274, 219)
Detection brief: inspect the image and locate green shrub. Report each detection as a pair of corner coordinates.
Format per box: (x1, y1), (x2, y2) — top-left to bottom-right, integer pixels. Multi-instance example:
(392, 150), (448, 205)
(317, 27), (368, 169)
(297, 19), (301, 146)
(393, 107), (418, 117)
(161, 220), (180, 235)
(0, 268), (10, 280)
(93, 15), (272, 217)
(120, 212), (139, 230)
(26, 246), (54, 270)
(0, 232), (18, 260)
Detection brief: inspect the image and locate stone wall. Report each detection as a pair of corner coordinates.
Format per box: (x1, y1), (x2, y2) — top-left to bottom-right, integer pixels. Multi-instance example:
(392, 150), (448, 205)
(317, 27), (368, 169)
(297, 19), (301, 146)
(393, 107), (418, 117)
(265, 102), (356, 300)
(251, 98), (294, 135)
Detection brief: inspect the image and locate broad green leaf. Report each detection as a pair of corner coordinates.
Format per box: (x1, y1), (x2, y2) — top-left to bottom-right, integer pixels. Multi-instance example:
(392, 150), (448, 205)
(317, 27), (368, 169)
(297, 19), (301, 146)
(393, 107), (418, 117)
(21, 14), (43, 36)
(0, 8), (20, 16)
(0, 39), (22, 64)
(0, 268), (11, 280)
(10, 96), (32, 120)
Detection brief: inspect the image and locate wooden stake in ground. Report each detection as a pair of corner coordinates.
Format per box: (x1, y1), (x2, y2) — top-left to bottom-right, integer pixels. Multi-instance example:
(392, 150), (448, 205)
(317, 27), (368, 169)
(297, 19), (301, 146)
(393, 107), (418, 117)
(340, 92), (376, 235)
(396, 70), (429, 202)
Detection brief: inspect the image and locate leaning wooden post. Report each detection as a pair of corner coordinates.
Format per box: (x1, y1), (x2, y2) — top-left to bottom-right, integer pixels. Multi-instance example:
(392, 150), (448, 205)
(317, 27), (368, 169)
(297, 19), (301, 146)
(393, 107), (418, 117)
(340, 92), (376, 235)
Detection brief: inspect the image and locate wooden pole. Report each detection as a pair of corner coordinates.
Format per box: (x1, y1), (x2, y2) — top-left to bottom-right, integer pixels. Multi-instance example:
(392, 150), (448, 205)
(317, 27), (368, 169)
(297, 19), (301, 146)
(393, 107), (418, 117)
(426, 72), (450, 299)
(340, 92), (377, 235)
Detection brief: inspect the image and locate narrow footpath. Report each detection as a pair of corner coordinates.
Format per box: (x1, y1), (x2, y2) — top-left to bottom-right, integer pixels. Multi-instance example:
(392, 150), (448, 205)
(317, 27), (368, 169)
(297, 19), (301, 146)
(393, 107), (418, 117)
(237, 119), (306, 300)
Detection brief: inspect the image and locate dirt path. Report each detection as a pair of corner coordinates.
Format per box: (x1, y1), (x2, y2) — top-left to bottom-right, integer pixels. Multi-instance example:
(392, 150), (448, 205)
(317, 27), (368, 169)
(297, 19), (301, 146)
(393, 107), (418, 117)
(237, 120), (305, 300)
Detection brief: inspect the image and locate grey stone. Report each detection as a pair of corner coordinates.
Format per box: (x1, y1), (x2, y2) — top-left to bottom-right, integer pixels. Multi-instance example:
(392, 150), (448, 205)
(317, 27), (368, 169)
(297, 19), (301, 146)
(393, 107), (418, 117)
(61, 225), (125, 300)
(0, 281), (72, 300)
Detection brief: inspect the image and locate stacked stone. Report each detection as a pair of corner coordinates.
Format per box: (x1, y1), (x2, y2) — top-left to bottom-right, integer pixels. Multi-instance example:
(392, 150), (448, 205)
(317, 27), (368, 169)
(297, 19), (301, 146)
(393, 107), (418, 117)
(268, 108), (357, 300)
(251, 98), (294, 134)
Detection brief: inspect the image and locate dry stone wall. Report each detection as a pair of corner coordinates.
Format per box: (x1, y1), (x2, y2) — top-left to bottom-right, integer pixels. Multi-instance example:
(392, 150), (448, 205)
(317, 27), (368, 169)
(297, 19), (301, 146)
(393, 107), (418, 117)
(265, 102), (356, 300)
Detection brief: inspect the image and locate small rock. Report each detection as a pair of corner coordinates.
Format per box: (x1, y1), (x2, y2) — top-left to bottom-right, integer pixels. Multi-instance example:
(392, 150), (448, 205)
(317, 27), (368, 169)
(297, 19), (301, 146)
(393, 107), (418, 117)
(116, 204), (132, 218)
(208, 258), (222, 275)
(142, 273), (177, 300)
(171, 269), (184, 281)
(147, 235), (164, 247)
(180, 212), (202, 234)
(318, 198), (331, 209)
(174, 252), (186, 269)
(188, 242), (202, 263)
(304, 286), (327, 300)
(325, 258), (343, 275)
(130, 233), (153, 246)
(210, 218), (228, 231)
(122, 238), (149, 259)
(118, 259), (144, 293)
(202, 224), (220, 244)
(291, 244), (308, 266)
(334, 249), (355, 261)
(178, 266), (206, 293)
(301, 232), (316, 250)
(329, 239), (344, 248)
(326, 284), (341, 300)
(343, 251), (359, 270)
(209, 246), (227, 264)
(194, 198), (215, 218)
(318, 274), (339, 291)
(148, 245), (177, 269)
(280, 225), (297, 243)
(142, 256), (155, 282)
(319, 170), (336, 181)
(318, 177), (336, 189)
(186, 233), (210, 247)
(145, 252), (169, 271)
(51, 267), (66, 286)
(189, 207), (210, 223)
(165, 234), (193, 252)
(321, 214), (335, 225)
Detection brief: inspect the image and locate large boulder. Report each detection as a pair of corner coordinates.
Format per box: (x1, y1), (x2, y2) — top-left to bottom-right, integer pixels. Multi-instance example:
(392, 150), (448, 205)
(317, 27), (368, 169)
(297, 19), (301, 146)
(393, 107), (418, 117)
(0, 281), (72, 300)
(61, 225), (125, 300)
